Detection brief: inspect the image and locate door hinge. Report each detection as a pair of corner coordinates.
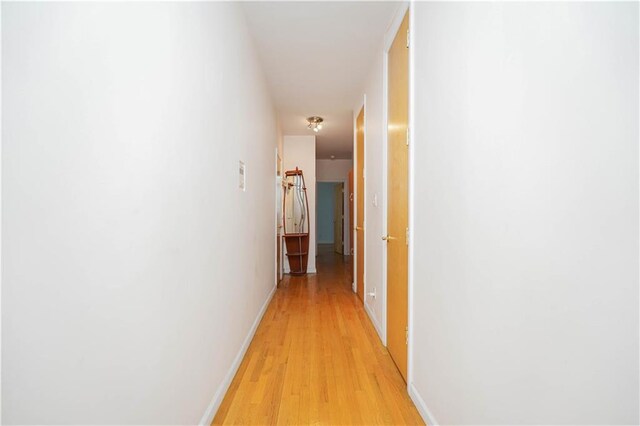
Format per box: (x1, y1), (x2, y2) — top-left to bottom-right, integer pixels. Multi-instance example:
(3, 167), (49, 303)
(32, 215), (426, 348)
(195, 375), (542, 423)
(406, 28), (410, 49)
(406, 326), (409, 344)
(406, 227), (409, 246)
(406, 127), (410, 146)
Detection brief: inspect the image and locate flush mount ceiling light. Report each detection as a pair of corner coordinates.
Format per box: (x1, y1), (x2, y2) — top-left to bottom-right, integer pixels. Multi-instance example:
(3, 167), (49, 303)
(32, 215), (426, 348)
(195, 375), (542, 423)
(306, 116), (324, 133)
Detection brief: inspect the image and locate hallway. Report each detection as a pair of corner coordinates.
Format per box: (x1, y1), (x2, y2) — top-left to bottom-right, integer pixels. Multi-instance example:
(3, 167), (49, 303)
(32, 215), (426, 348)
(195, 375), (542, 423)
(213, 245), (423, 425)
(3, 2), (638, 424)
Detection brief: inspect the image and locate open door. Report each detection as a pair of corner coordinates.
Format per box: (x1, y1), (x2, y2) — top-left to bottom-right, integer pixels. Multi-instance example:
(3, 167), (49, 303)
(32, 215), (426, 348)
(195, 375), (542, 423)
(356, 107), (365, 302)
(386, 10), (409, 382)
(333, 183), (344, 254)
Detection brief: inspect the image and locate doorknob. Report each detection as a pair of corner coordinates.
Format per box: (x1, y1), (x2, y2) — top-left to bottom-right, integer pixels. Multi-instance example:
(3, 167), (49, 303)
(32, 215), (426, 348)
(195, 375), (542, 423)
(382, 235), (397, 241)
(355, 226), (363, 231)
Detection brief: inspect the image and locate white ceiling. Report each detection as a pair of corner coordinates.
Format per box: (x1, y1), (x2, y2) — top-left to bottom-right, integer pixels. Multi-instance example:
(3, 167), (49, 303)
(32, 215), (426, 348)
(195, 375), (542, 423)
(241, 1), (400, 159)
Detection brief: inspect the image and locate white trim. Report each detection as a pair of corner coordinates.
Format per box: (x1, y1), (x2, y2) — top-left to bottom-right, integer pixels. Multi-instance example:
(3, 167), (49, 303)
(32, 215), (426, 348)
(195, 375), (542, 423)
(275, 148), (280, 286)
(199, 285), (277, 426)
(409, 382), (439, 426)
(364, 300), (384, 343)
(0, 4), (4, 416)
(0, 2), (4, 416)
(284, 267), (317, 274)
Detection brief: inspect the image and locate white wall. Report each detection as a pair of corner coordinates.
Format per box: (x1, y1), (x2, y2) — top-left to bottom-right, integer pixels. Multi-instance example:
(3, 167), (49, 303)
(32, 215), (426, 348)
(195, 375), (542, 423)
(352, 2), (407, 344)
(283, 135), (317, 273)
(353, 47), (387, 340)
(317, 159), (352, 255)
(316, 159), (352, 182)
(2, 3), (277, 424)
(411, 2), (639, 424)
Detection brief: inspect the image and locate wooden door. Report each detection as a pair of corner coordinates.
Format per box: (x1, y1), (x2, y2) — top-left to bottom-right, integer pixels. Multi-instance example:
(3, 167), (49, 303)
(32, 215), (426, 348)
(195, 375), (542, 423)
(386, 11), (410, 381)
(356, 107), (365, 302)
(348, 169), (354, 257)
(333, 183), (344, 254)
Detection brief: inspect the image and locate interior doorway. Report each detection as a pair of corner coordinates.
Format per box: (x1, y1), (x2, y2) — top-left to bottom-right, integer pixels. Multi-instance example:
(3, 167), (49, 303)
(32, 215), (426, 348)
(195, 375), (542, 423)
(317, 182), (345, 255)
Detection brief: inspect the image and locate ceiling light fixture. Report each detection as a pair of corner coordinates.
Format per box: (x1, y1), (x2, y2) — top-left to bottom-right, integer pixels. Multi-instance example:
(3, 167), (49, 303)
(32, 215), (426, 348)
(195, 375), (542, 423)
(307, 116), (324, 133)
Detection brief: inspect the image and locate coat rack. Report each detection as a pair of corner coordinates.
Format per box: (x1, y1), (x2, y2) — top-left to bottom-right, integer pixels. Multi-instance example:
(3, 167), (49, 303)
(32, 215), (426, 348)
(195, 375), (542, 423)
(282, 168), (310, 275)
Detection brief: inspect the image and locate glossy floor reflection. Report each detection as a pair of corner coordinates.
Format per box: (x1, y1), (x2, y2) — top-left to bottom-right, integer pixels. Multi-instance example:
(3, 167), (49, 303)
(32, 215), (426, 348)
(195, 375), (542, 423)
(213, 244), (424, 425)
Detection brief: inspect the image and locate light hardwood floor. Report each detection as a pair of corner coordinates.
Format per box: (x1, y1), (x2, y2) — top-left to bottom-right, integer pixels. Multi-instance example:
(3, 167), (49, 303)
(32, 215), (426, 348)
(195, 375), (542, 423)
(213, 245), (425, 425)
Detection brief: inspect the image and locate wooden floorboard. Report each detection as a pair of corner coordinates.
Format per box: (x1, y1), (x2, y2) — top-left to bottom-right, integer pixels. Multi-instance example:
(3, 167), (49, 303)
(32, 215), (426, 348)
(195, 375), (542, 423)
(213, 245), (425, 425)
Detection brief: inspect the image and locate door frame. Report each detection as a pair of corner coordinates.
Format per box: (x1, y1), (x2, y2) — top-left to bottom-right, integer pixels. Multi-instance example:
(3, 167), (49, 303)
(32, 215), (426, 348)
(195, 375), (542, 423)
(353, 100), (366, 296)
(381, 1), (414, 389)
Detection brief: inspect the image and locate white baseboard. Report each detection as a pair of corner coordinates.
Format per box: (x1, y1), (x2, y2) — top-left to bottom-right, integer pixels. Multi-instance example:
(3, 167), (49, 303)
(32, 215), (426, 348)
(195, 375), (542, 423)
(283, 264), (317, 273)
(364, 301), (385, 345)
(198, 285), (277, 425)
(409, 382), (439, 426)
(284, 269), (317, 274)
